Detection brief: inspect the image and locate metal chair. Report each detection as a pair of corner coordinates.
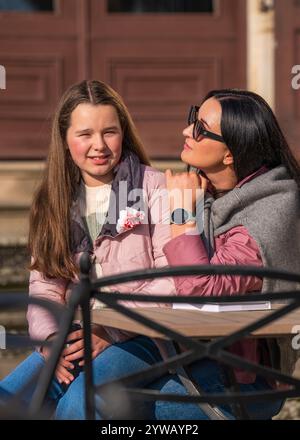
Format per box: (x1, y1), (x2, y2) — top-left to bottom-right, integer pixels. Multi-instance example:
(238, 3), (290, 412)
(1, 252), (300, 419)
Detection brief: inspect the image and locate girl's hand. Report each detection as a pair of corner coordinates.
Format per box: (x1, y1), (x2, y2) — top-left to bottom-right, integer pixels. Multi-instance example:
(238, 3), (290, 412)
(55, 357), (76, 385)
(41, 334), (76, 385)
(41, 326), (111, 385)
(63, 325), (111, 367)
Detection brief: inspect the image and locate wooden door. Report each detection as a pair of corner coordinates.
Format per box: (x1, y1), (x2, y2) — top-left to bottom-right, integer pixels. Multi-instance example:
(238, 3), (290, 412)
(275, 0), (300, 162)
(0, 0), (246, 160)
(0, 0), (87, 159)
(90, 0), (246, 158)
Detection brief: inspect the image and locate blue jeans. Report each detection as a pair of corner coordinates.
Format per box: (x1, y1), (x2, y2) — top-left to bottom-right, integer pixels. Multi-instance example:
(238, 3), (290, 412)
(0, 336), (283, 420)
(0, 335), (162, 418)
(147, 363), (283, 420)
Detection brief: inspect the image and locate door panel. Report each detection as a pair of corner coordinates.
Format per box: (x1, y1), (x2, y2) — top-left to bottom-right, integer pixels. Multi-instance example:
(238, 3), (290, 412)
(91, 0), (246, 158)
(107, 0), (214, 14)
(275, 0), (300, 162)
(0, 0), (87, 159)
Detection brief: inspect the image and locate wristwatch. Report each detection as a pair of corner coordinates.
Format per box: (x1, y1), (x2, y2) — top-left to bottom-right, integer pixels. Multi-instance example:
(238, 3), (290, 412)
(170, 208), (195, 225)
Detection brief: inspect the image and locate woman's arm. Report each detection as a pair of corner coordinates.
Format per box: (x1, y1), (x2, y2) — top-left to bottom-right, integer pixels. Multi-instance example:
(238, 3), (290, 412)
(163, 226), (263, 297)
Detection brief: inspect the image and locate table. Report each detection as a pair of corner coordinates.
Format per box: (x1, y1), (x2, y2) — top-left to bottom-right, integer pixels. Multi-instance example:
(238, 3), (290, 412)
(91, 304), (300, 339)
(89, 304), (300, 420)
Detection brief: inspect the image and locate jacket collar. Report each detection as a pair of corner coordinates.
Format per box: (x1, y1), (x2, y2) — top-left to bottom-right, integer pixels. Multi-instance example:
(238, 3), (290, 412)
(207, 165), (269, 196)
(70, 150), (144, 250)
(99, 150), (144, 238)
(235, 165), (269, 188)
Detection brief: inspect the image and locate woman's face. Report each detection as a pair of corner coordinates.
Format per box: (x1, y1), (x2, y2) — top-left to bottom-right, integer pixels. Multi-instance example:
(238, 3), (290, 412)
(66, 103), (123, 186)
(181, 97), (232, 173)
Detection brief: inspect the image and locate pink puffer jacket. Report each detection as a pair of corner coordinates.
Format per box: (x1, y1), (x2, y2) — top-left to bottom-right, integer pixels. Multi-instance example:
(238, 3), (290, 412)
(27, 166), (175, 344)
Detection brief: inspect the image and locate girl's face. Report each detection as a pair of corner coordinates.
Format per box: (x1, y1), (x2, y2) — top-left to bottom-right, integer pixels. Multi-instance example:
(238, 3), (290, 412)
(66, 103), (123, 186)
(181, 97), (233, 173)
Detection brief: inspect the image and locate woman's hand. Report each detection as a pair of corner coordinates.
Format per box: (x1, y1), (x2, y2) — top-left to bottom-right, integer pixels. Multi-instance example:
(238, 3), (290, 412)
(165, 169), (208, 213)
(165, 169), (208, 238)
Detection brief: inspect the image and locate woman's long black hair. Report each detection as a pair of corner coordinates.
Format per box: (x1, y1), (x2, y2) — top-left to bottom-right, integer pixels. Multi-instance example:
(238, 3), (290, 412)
(202, 89), (300, 187)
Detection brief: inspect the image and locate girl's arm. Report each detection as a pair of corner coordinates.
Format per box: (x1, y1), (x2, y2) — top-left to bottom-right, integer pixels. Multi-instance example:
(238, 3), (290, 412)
(27, 269), (68, 343)
(132, 170), (175, 303)
(114, 170), (176, 310)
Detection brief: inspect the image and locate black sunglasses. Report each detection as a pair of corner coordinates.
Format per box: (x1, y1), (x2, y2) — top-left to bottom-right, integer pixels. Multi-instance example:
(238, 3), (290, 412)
(188, 105), (224, 143)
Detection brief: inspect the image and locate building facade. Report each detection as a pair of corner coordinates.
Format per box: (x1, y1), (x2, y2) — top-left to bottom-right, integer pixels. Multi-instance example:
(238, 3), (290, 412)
(0, 0), (299, 270)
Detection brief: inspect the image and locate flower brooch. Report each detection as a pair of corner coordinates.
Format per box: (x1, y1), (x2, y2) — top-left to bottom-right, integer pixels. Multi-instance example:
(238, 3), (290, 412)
(116, 207), (145, 234)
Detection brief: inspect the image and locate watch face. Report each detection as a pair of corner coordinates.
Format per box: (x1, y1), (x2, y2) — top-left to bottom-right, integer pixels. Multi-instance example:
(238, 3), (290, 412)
(171, 208), (188, 224)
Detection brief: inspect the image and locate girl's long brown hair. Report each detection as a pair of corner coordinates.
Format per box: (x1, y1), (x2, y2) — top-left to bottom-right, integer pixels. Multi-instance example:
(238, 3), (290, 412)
(29, 80), (150, 280)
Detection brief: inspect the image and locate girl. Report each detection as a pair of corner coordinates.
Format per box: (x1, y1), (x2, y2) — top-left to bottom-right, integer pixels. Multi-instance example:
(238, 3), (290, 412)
(146, 89), (300, 419)
(0, 80), (174, 417)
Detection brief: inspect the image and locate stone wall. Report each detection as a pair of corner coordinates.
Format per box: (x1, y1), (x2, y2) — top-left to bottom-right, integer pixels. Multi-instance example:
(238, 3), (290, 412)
(0, 246), (29, 287)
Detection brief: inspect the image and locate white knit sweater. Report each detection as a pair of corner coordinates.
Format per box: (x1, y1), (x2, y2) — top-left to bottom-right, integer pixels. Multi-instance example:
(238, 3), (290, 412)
(78, 180), (112, 308)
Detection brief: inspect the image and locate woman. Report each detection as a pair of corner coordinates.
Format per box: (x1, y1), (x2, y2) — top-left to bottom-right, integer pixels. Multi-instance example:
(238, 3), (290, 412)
(0, 80), (174, 417)
(146, 89), (300, 420)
